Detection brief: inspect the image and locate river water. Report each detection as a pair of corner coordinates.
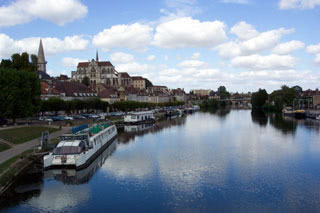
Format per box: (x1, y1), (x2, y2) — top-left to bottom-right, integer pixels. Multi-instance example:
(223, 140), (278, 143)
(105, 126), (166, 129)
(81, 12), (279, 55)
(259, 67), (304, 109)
(1, 110), (320, 212)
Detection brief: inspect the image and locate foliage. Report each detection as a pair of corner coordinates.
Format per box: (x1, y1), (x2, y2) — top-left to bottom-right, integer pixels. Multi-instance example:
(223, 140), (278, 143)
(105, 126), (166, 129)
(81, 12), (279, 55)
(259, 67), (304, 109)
(269, 85), (297, 111)
(82, 76), (90, 87)
(0, 68), (41, 122)
(200, 99), (231, 110)
(217, 85), (231, 99)
(251, 89), (268, 110)
(0, 52), (37, 72)
(40, 98), (109, 113)
(112, 101), (184, 111)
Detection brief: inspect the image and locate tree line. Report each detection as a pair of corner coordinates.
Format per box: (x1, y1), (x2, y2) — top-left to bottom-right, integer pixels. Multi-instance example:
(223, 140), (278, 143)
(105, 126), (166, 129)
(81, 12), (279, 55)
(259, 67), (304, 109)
(0, 53), (40, 123)
(251, 85), (298, 112)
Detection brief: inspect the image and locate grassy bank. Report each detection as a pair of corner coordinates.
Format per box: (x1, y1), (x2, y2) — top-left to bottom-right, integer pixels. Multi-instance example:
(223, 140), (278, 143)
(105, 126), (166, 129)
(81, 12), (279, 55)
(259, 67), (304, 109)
(0, 143), (10, 152)
(0, 126), (59, 144)
(0, 150), (34, 187)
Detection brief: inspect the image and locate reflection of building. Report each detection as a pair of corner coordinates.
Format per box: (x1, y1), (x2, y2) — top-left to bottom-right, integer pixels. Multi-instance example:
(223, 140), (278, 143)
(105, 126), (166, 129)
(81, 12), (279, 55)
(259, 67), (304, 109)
(118, 117), (186, 144)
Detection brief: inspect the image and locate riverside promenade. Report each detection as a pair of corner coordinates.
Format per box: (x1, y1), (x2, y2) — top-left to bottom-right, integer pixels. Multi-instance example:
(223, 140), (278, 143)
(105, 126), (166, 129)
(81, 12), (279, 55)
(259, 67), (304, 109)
(0, 127), (70, 164)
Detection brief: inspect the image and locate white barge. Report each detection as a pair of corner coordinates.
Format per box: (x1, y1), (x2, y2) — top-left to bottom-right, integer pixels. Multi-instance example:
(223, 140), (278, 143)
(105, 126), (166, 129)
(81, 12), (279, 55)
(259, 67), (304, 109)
(124, 111), (155, 124)
(44, 122), (117, 170)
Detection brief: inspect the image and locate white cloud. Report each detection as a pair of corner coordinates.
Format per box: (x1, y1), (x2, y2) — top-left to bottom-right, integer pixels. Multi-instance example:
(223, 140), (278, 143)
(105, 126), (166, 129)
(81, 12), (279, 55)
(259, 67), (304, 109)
(271, 40), (305, 55)
(110, 52), (135, 64)
(147, 55), (155, 61)
(0, 0), (87, 27)
(92, 23), (153, 51)
(191, 52), (200, 60)
(231, 54), (297, 70)
(220, 0), (249, 4)
(153, 17), (227, 48)
(116, 62), (153, 75)
(230, 21), (259, 40)
(178, 60), (207, 68)
(62, 57), (85, 67)
(0, 34), (89, 58)
(306, 43), (320, 64)
(158, 0), (201, 23)
(217, 26), (295, 58)
(306, 43), (320, 54)
(315, 54), (320, 64)
(279, 0), (320, 9)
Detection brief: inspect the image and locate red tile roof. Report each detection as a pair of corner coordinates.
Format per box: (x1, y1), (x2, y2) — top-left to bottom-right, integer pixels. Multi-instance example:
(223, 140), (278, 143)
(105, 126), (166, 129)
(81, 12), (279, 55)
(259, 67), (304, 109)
(77, 61), (113, 68)
(131, 76), (144, 80)
(118, 72), (130, 78)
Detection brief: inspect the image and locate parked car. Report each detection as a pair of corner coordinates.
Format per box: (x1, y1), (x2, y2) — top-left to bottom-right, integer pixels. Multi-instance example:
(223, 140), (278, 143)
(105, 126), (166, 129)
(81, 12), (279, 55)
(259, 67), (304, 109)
(64, 116), (74, 120)
(73, 115), (86, 119)
(0, 118), (8, 125)
(52, 116), (65, 121)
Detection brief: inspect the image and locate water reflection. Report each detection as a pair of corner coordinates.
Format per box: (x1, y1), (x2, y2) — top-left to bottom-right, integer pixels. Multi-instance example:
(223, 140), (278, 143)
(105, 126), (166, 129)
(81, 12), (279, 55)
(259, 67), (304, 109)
(45, 138), (117, 184)
(269, 113), (297, 135)
(118, 116), (186, 144)
(251, 110), (268, 127)
(0, 139), (118, 212)
(3, 111), (320, 212)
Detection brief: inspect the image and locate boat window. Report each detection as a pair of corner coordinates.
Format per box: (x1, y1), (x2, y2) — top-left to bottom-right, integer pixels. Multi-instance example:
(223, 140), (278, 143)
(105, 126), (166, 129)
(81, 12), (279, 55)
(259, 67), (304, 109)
(53, 146), (83, 155)
(131, 115), (136, 119)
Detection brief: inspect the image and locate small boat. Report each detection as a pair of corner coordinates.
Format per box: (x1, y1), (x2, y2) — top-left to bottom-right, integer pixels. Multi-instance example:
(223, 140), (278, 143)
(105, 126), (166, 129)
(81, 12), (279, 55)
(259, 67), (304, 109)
(282, 107), (295, 117)
(165, 109), (179, 117)
(124, 111), (155, 124)
(43, 122), (117, 170)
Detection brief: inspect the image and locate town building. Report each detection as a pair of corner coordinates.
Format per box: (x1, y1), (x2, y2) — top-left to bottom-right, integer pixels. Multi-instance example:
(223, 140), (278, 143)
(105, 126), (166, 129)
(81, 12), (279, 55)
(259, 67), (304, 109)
(71, 52), (119, 87)
(192, 89), (212, 96)
(131, 76), (147, 90)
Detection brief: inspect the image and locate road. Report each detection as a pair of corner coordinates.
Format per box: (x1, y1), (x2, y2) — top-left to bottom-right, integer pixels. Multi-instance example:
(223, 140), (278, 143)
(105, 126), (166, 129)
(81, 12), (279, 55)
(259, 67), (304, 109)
(0, 127), (70, 164)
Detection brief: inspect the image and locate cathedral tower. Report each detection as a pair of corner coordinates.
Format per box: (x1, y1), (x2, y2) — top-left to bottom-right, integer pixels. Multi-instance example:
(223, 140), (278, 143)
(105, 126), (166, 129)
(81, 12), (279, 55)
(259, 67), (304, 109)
(37, 39), (47, 73)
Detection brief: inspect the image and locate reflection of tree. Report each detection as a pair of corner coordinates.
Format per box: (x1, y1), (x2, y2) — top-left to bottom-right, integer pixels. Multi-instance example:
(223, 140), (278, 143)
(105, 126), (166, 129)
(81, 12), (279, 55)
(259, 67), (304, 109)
(118, 117), (187, 144)
(202, 107), (231, 119)
(0, 162), (44, 210)
(215, 108), (231, 118)
(269, 113), (297, 135)
(251, 110), (268, 127)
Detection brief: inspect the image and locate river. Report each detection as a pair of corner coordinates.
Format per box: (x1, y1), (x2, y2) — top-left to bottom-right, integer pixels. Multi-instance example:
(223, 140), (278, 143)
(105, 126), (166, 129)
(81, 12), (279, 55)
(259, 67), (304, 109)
(1, 110), (320, 212)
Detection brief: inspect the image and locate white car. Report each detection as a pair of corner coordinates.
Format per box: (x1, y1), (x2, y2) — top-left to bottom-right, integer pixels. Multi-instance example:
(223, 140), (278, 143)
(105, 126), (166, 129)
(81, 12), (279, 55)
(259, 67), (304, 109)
(64, 116), (74, 120)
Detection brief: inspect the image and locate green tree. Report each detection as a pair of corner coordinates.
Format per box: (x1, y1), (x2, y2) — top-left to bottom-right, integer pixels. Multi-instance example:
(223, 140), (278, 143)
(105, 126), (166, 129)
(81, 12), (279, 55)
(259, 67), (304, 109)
(217, 86), (231, 99)
(251, 89), (268, 110)
(0, 59), (12, 68)
(0, 68), (40, 123)
(82, 76), (90, 87)
(5, 52), (37, 72)
(31, 54), (38, 67)
(269, 85), (297, 111)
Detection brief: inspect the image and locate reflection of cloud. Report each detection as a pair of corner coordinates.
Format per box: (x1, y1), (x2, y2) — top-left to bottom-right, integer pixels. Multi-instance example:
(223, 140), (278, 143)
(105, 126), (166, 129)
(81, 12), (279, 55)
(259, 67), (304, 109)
(101, 147), (153, 179)
(29, 183), (89, 212)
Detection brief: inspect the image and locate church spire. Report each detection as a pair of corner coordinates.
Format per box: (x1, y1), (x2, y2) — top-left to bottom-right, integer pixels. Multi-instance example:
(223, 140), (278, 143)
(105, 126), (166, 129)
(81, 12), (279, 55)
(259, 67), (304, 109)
(37, 39), (47, 73)
(96, 49), (99, 61)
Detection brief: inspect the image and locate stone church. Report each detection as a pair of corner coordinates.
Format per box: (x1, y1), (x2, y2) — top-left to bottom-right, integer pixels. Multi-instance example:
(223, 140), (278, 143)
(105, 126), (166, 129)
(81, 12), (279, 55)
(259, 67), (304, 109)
(71, 51), (120, 87)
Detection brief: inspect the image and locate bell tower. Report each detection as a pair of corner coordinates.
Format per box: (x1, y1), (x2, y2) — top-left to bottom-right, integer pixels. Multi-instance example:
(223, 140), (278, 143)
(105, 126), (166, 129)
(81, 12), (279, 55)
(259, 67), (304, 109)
(37, 39), (47, 73)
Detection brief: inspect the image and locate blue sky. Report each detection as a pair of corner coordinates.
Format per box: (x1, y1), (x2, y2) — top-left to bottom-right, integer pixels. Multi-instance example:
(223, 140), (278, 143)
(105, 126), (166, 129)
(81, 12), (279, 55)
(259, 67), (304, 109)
(0, 0), (320, 92)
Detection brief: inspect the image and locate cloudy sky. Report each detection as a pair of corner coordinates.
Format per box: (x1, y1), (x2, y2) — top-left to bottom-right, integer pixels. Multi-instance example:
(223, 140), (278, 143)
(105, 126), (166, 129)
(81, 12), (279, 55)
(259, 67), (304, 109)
(0, 0), (319, 92)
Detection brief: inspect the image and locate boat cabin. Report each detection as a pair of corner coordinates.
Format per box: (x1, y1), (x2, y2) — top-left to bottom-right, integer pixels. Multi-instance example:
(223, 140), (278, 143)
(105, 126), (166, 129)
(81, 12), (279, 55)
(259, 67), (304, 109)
(124, 111), (154, 123)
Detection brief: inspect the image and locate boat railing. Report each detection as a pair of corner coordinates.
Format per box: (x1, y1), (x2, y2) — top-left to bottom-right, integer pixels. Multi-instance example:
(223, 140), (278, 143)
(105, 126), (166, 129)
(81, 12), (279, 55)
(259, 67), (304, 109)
(89, 122), (113, 136)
